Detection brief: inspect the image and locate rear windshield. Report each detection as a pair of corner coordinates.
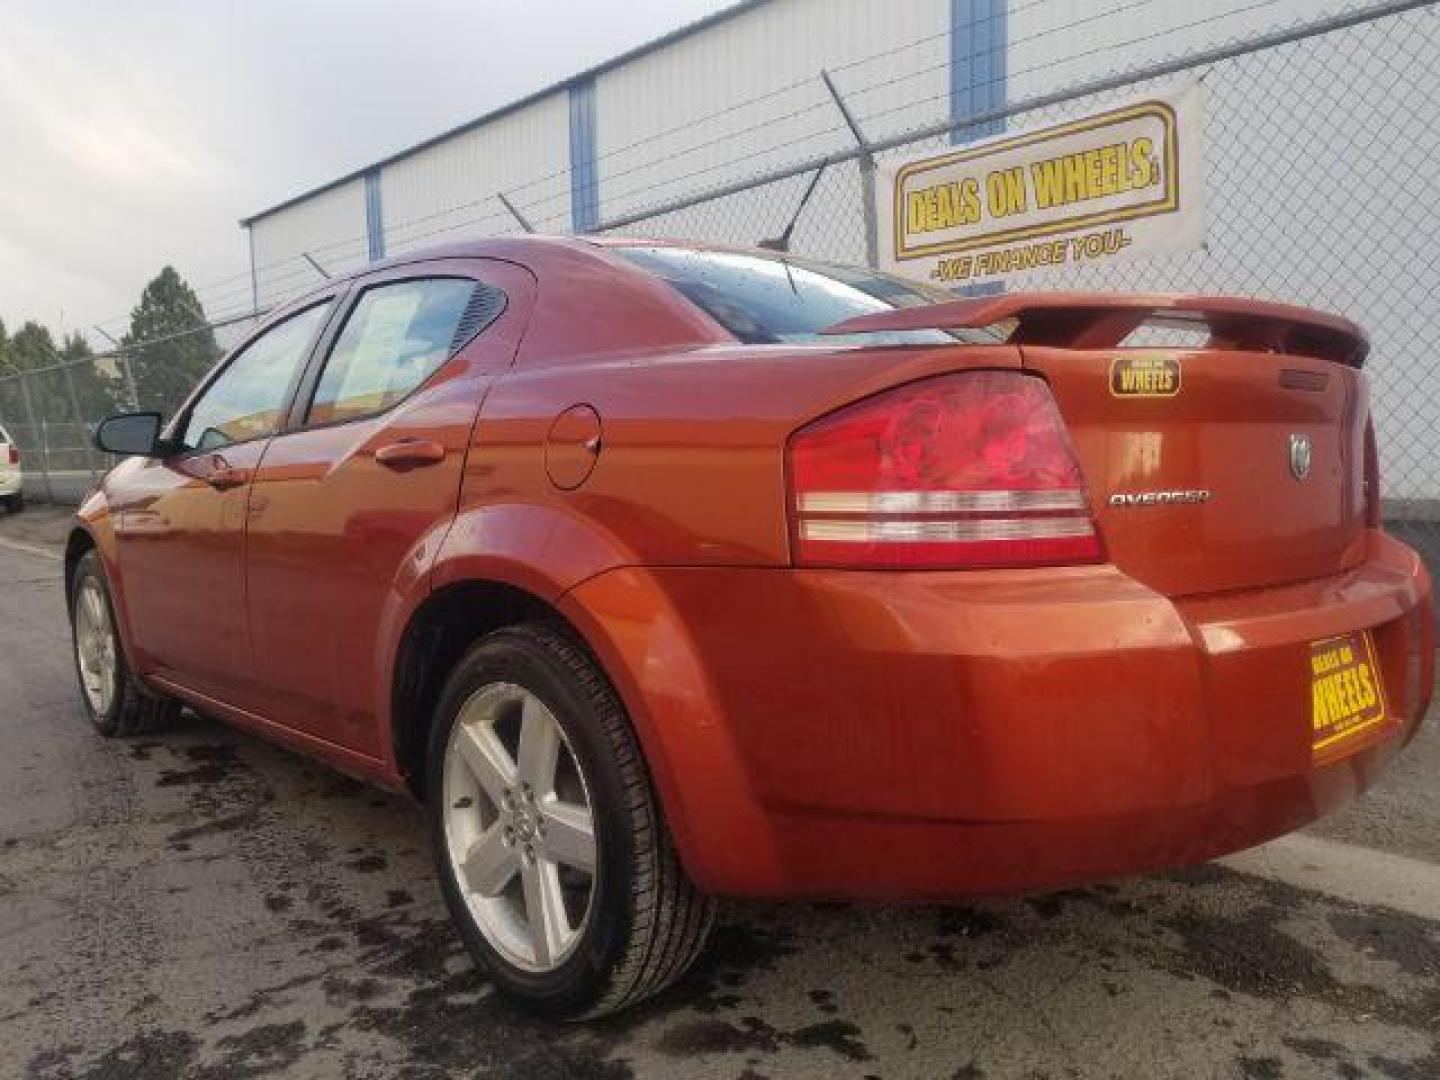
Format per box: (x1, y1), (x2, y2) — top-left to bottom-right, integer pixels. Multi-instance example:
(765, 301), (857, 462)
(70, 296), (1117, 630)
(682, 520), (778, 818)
(615, 246), (1002, 347)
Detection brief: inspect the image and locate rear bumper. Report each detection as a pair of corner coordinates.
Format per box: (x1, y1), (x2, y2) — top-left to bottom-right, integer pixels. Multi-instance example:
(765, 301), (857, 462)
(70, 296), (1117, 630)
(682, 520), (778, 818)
(0, 471), (20, 497)
(564, 529), (1432, 899)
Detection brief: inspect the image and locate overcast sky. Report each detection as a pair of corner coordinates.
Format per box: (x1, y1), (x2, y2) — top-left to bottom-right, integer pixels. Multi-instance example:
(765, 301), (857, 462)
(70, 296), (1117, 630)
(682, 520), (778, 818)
(0, 0), (731, 343)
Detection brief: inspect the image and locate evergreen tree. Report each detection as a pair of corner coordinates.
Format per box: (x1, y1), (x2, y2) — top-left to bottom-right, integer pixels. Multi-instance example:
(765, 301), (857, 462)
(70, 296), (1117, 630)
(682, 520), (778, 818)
(0, 322), (123, 442)
(10, 320), (57, 371)
(9, 323), (74, 432)
(3, 322), (66, 449)
(121, 267), (221, 416)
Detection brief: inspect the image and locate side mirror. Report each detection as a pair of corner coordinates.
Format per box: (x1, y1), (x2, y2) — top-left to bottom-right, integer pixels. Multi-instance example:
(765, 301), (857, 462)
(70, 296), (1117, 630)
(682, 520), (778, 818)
(95, 412), (164, 457)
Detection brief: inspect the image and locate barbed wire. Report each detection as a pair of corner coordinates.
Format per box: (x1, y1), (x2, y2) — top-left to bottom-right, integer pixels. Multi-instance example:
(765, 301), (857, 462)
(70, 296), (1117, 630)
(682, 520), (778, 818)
(5, 0), (1438, 526)
(84, 0), (1416, 359)
(854, 0), (1293, 131)
(135, 0), (1273, 326)
(311, 0), (1235, 242)
(841, 0), (1240, 105)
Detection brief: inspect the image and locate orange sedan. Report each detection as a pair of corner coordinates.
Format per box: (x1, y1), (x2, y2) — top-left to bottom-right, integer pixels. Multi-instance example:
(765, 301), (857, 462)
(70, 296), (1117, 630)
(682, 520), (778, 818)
(68, 238), (1432, 1018)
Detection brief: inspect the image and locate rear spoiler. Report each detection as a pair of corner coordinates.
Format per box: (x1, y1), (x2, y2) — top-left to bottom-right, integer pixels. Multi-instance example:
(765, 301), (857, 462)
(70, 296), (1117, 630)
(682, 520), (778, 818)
(822, 292), (1368, 366)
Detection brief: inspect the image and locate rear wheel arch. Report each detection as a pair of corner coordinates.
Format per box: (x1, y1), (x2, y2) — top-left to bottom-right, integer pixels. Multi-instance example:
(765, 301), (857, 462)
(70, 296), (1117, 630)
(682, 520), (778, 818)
(393, 566), (771, 896)
(391, 578), (596, 802)
(425, 618), (717, 1017)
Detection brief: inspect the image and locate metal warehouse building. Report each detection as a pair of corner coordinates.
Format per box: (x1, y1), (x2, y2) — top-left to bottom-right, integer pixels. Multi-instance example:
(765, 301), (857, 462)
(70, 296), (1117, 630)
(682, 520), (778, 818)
(238, 0), (1440, 506)
(239, 0), (1344, 298)
(241, 0), (994, 303)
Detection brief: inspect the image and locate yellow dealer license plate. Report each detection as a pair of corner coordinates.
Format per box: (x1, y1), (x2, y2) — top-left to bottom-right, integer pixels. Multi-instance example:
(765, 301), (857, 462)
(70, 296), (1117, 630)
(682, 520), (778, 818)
(1310, 631), (1388, 757)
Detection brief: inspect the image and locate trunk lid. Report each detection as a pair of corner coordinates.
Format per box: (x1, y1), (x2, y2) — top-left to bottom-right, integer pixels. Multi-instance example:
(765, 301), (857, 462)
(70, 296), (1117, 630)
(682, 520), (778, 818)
(823, 291), (1371, 597)
(1022, 343), (1368, 597)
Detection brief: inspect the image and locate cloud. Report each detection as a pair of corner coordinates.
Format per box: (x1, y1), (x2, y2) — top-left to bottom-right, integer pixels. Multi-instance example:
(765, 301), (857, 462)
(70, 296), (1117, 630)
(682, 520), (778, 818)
(0, 40), (222, 189)
(0, 0), (730, 340)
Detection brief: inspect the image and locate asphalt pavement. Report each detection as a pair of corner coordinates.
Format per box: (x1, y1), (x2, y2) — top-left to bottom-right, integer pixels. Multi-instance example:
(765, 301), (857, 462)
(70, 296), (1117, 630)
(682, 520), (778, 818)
(1, 516), (1437, 1080)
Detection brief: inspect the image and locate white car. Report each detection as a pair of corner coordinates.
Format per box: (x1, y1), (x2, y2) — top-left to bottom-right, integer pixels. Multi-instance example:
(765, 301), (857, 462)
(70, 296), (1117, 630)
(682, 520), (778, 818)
(0, 423), (23, 512)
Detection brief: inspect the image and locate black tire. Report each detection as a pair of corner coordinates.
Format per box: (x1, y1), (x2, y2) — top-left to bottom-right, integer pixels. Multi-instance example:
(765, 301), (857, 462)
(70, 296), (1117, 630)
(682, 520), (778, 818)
(426, 623), (715, 1020)
(6, 493), (23, 513)
(69, 549), (182, 737)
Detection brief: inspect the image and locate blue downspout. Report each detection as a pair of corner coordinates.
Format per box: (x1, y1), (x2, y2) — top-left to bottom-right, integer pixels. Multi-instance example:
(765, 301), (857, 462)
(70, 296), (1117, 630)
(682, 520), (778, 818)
(569, 78), (599, 232)
(951, 0), (1007, 294)
(950, 0), (1007, 144)
(364, 169), (385, 261)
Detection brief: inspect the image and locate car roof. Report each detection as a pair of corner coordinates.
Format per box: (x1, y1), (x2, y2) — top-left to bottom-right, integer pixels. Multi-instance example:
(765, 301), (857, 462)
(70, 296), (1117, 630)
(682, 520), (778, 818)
(251, 234), (748, 356)
(276, 234), (779, 310)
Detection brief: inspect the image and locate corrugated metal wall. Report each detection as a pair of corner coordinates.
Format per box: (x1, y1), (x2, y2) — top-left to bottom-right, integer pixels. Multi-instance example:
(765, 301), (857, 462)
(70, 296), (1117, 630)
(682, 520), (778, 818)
(592, 0), (951, 223)
(245, 102), (570, 309)
(243, 0), (963, 295)
(244, 0), (1374, 293)
(995, 0), (1440, 500)
(239, 0), (1428, 472)
(1005, 0), (1364, 98)
(382, 91), (573, 252)
(249, 178), (368, 309)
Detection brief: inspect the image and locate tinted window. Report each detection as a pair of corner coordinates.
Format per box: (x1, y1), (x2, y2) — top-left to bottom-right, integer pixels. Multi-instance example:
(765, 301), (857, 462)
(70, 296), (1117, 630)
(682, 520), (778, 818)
(615, 247), (1000, 347)
(307, 278), (477, 426)
(180, 302), (332, 452)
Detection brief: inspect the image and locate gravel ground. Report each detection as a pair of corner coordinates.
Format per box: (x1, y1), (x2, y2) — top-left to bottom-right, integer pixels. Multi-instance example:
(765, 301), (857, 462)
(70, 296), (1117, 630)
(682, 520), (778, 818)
(1, 517), (1437, 1080)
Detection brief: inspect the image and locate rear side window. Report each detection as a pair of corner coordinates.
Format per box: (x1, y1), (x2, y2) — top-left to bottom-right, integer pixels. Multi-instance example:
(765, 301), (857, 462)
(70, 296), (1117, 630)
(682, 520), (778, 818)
(307, 277), (500, 426)
(615, 246), (1001, 347)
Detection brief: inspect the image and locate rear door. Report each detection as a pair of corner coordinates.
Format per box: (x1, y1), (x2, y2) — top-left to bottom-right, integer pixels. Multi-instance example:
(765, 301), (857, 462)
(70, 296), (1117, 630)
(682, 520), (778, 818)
(1024, 343), (1368, 597)
(243, 259), (532, 757)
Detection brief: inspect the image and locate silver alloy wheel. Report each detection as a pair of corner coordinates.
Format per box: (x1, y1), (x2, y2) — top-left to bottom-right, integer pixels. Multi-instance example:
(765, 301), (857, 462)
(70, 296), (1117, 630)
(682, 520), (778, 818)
(442, 682), (598, 973)
(74, 577), (116, 715)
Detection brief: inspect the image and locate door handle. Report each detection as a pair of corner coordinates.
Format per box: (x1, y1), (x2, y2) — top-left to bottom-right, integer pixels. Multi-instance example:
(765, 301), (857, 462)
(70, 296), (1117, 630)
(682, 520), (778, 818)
(375, 439), (446, 469)
(206, 467), (249, 490)
(203, 455), (249, 490)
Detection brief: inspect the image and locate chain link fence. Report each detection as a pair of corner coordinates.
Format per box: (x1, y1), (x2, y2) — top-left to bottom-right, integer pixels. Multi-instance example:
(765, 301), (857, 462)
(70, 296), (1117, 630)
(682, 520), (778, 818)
(2, 0), (1435, 582)
(594, 0), (1440, 564)
(0, 315), (262, 504)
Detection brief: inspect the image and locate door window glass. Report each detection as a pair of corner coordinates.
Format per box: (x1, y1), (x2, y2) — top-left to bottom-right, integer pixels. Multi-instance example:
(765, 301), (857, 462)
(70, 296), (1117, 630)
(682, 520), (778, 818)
(307, 278), (478, 426)
(180, 302), (332, 452)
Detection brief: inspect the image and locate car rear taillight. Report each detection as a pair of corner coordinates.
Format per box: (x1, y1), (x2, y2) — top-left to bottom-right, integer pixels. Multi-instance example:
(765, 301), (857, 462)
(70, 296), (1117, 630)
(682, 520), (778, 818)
(788, 371), (1102, 569)
(4, 444), (16, 466)
(1364, 417), (1380, 528)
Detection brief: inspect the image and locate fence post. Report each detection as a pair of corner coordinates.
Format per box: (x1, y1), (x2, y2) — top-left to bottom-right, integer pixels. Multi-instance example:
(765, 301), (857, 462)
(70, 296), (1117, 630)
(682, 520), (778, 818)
(60, 360), (99, 485)
(119, 353), (141, 411)
(819, 70), (879, 268)
(15, 372), (55, 505)
(498, 192), (536, 233)
(94, 326), (141, 411)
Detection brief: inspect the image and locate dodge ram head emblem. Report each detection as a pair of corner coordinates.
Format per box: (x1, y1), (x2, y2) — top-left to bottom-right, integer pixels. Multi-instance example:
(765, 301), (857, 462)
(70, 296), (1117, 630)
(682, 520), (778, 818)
(1289, 433), (1313, 481)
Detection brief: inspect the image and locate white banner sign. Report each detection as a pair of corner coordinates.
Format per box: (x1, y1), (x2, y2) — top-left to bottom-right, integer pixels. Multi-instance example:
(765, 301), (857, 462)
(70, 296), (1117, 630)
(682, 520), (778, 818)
(879, 85), (1206, 287)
